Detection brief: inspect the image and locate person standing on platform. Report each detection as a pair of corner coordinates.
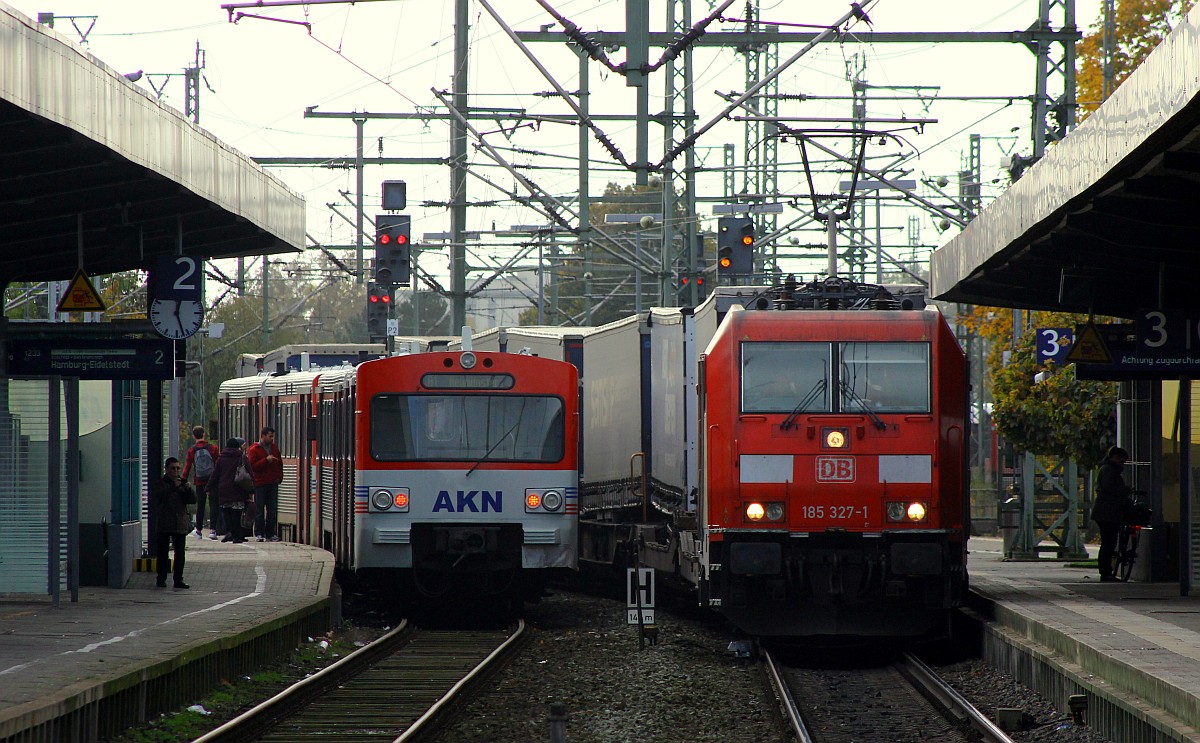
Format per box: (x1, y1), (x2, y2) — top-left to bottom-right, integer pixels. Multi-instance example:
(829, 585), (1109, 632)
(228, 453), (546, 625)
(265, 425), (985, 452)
(154, 457), (196, 590)
(208, 437), (252, 544)
(182, 426), (222, 540)
(247, 426), (283, 542)
(1092, 445), (1133, 582)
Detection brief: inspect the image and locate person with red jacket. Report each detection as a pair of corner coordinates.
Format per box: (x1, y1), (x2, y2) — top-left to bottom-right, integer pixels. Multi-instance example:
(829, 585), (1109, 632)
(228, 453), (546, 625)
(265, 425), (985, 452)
(247, 426), (284, 542)
(181, 426), (222, 539)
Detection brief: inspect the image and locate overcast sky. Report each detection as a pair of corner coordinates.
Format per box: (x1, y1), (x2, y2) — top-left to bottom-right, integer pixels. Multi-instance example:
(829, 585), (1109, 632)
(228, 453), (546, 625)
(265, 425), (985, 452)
(5, 0), (1104, 284)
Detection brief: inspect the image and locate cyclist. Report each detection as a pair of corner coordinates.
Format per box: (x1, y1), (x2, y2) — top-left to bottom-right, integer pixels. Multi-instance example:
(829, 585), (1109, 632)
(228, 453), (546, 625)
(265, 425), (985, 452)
(1091, 446), (1133, 583)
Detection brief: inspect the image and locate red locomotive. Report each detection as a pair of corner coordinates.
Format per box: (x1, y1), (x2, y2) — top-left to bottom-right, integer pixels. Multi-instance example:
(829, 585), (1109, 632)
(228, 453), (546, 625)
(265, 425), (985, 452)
(695, 278), (968, 636)
(566, 276), (969, 637)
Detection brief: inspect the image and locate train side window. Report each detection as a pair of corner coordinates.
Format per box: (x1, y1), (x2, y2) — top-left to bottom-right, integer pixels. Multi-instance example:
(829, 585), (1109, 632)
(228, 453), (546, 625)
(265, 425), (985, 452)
(741, 342), (831, 413)
(838, 342), (930, 413)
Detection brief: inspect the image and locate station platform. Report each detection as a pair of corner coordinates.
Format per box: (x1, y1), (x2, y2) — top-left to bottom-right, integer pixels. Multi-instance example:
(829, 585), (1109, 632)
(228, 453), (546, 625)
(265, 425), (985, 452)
(4, 535), (1200, 742)
(968, 536), (1200, 742)
(0, 538), (334, 743)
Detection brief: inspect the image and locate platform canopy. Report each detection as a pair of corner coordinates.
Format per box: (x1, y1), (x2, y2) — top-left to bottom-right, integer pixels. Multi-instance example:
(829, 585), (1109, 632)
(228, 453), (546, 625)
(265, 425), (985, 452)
(931, 9), (1200, 319)
(0, 3), (305, 286)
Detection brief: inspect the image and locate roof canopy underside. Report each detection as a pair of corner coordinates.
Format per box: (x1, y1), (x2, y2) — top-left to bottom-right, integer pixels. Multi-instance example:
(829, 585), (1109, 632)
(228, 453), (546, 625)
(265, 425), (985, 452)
(931, 9), (1200, 319)
(0, 3), (304, 285)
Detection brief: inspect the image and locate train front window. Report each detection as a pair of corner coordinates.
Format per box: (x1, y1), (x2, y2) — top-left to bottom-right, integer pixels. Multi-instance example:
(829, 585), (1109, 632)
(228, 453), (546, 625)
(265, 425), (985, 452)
(370, 394), (565, 463)
(839, 342), (930, 413)
(741, 342), (831, 413)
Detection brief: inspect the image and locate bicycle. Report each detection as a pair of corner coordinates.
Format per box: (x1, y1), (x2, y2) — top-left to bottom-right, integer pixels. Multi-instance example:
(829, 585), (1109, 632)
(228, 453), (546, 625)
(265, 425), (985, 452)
(1113, 499), (1152, 583)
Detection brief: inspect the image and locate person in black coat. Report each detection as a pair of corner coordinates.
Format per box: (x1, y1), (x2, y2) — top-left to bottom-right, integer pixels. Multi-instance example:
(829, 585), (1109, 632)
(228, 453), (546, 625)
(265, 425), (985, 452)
(207, 438), (252, 544)
(155, 457), (196, 589)
(1091, 446), (1133, 582)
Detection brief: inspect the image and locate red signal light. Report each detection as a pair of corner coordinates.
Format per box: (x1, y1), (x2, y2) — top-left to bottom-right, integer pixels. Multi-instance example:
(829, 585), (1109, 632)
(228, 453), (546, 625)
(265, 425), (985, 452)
(381, 294), (391, 303)
(395, 234), (408, 245)
(696, 277), (705, 286)
(369, 294), (380, 303)
(379, 234), (391, 245)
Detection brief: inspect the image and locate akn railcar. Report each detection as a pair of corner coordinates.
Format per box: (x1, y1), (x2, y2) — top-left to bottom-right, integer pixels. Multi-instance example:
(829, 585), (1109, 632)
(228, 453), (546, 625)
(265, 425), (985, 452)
(217, 347), (580, 603)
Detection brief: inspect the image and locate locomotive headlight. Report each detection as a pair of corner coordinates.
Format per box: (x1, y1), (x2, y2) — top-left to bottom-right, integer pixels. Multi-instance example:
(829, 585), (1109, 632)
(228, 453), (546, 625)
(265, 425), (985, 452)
(823, 427), (850, 449)
(460, 351), (477, 369)
(745, 502), (766, 521)
(371, 489), (394, 510)
(765, 502), (785, 522)
(542, 490), (563, 511)
(906, 502), (928, 522)
(886, 501), (928, 522)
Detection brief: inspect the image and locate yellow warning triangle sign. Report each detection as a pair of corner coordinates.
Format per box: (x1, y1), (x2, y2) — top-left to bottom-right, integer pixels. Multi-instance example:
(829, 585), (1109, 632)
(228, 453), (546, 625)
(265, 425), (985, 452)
(56, 268), (107, 312)
(1064, 320), (1112, 365)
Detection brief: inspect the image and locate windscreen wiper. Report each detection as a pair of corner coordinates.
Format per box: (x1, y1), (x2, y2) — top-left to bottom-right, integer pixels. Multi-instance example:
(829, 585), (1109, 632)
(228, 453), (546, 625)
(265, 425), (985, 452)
(780, 378), (827, 431)
(839, 379), (887, 430)
(466, 403), (527, 477)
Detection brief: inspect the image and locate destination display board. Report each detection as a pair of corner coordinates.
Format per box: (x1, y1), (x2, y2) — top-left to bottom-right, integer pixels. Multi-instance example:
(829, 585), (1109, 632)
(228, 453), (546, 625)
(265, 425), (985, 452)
(8, 337), (176, 380)
(1075, 311), (1200, 380)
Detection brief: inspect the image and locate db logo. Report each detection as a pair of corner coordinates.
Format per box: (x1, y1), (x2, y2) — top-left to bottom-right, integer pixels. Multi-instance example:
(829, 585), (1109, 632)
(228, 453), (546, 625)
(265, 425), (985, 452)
(816, 456), (855, 482)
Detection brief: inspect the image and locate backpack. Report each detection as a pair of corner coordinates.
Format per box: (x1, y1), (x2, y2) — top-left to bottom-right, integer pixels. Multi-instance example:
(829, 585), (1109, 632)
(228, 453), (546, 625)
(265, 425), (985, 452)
(193, 445), (215, 481)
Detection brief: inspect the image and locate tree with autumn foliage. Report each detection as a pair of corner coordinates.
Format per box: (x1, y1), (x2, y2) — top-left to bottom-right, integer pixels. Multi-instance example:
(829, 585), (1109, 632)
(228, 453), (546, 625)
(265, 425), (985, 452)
(962, 307), (1118, 469)
(1077, 0), (1196, 116)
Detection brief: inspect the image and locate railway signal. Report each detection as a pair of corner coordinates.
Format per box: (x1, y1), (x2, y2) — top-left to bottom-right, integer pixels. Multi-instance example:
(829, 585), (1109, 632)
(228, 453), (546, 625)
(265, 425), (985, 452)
(677, 273), (708, 303)
(374, 214), (411, 287)
(366, 282), (391, 341)
(717, 216), (754, 277)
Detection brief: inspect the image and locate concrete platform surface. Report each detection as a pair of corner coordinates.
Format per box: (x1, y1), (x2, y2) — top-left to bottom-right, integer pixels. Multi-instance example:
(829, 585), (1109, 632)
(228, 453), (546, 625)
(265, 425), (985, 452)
(969, 535), (1200, 741)
(0, 537), (333, 739)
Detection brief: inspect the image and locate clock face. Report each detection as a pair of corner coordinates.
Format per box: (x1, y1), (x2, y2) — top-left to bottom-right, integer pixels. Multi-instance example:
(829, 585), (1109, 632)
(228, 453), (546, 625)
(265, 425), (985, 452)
(150, 299), (204, 340)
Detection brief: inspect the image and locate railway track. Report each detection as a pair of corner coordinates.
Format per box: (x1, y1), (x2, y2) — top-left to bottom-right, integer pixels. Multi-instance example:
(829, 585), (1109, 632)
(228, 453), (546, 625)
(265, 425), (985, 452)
(194, 619), (525, 743)
(763, 649), (1015, 743)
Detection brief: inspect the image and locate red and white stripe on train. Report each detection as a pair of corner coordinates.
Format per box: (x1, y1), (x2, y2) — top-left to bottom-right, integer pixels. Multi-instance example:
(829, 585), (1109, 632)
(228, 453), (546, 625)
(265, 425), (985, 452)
(217, 344), (580, 602)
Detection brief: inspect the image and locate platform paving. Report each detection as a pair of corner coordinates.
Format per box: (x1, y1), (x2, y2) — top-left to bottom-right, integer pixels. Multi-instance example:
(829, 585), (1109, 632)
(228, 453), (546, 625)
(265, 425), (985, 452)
(0, 537), (333, 741)
(969, 536), (1200, 741)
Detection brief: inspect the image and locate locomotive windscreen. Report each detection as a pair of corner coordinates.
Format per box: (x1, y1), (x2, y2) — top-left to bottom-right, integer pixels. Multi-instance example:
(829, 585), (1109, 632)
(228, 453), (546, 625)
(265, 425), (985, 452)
(839, 342), (930, 413)
(741, 342), (831, 413)
(740, 341), (931, 414)
(369, 394), (565, 463)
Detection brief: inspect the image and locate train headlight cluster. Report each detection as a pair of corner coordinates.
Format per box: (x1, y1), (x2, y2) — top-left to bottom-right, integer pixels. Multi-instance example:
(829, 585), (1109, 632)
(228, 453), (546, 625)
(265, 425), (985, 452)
(370, 487), (410, 512)
(745, 502), (786, 522)
(886, 501), (928, 523)
(525, 488), (565, 512)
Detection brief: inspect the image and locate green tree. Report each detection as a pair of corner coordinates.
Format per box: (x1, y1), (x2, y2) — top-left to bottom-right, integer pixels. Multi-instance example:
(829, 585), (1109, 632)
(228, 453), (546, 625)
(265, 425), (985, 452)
(394, 290), (452, 336)
(1077, 0), (1196, 116)
(518, 181), (710, 326)
(192, 256), (363, 428)
(963, 307), (1118, 469)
